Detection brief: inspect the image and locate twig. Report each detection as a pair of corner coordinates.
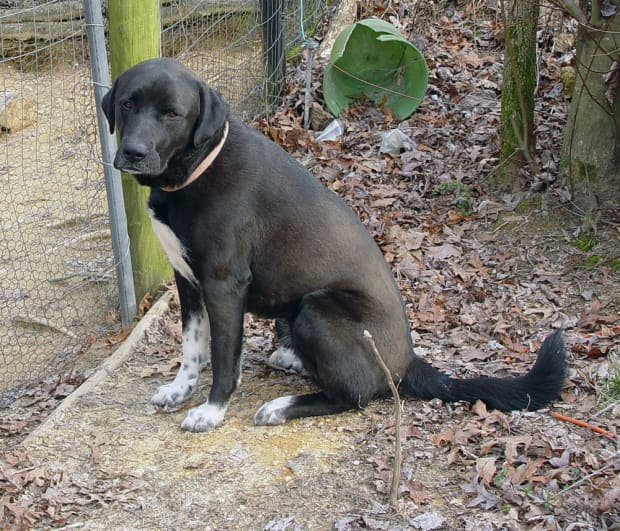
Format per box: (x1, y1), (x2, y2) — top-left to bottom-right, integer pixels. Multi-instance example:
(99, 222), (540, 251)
(44, 230), (111, 255)
(548, 0), (589, 26)
(491, 220), (511, 234)
(550, 410), (617, 439)
(53, 523), (85, 531)
(559, 461), (615, 495)
(0, 468), (22, 490)
(364, 330), (402, 505)
(327, 61), (425, 103)
(12, 315), (78, 339)
(592, 399), (620, 418)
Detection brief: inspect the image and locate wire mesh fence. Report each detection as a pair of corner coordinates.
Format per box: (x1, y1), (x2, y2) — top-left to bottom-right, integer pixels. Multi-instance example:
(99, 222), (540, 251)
(0, 0), (328, 400)
(162, 0), (327, 119)
(1, 0), (112, 399)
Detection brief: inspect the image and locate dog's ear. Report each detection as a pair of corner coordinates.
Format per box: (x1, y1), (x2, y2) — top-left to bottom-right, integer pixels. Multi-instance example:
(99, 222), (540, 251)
(194, 82), (228, 147)
(101, 83), (116, 134)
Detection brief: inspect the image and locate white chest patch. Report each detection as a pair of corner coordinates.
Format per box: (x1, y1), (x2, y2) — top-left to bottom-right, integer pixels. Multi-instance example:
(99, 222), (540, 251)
(147, 207), (198, 286)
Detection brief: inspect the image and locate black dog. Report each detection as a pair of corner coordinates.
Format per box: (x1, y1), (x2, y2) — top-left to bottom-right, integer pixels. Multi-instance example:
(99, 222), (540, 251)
(102, 59), (566, 432)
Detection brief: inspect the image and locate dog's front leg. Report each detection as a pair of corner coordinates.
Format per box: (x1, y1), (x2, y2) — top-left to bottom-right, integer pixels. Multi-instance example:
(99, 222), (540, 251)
(180, 284), (245, 432)
(152, 274), (209, 410)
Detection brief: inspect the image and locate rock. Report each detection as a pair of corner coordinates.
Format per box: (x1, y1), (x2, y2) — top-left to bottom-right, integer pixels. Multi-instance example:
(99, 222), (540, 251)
(309, 102), (333, 130)
(0, 91), (36, 132)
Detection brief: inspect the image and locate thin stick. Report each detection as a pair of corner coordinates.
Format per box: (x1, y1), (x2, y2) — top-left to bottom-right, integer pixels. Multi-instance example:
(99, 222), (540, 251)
(550, 410), (617, 439)
(559, 462), (615, 495)
(12, 315), (78, 339)
(592, 399), (620, 418)
(364, 330), (402, 505)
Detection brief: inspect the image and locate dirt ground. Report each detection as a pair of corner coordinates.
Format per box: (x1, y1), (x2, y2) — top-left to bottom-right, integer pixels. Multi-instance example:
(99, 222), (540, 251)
(21, 294), (390, 529)
(6, 207), (619, 529)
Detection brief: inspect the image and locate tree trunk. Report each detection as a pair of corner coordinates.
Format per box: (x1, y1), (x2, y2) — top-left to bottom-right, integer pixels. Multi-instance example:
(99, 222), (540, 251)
(495, 0), (540, 191)
(561, 2), (620, 227)
(108, 0), (172, 300)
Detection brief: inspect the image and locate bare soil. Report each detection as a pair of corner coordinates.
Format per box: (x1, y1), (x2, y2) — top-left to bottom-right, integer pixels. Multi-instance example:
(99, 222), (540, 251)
(4, 208), (619, 529)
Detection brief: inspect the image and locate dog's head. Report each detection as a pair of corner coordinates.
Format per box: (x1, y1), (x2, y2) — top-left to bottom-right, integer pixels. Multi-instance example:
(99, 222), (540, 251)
(102, 58), (227, 186)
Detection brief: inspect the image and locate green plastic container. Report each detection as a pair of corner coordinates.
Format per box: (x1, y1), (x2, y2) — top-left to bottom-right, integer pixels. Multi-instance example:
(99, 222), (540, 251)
(323, 19), (428, 119)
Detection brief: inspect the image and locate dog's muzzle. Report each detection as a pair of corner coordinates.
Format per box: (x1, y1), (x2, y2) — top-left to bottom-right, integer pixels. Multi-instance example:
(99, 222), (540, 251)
(114, 140), (163, 175)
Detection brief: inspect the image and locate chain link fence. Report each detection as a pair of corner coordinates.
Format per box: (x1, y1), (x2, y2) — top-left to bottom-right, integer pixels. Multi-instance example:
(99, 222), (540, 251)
(0, 0), (328, 400)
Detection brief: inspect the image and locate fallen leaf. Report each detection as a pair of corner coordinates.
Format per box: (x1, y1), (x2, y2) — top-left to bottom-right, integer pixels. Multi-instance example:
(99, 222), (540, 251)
(595, 487), (620, 513)
(501, 435), (532, 464)
(397, 255), (423, 281)
(462, 474), (500, 509)
(471, 400), (488, 417)
(577, 299), (619, 330)
(476, 457), (496, 485)
(460, 347), (494, 362)
(426, 244), (462, 260)
(508, 458), (545, 485)
(407, 481), (429, 505)
(89, 444), (102, 465)
(138, 292), (153, 317)
(549, 450), (571, 468)
(430, 428), (454, 447)
(264, 516), (296, 531)
(371, 197), (396, 208)
(140, 359), (180, 378)
(410, 512), (446, 530)
(105, 328), (131, 346)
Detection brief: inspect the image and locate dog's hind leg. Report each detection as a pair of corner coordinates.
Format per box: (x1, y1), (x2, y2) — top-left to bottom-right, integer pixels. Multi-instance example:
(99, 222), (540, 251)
(255, 289), (386, 425)
(268, 319), (304, 372)
(152, 275), (209, 410)
(254, 392), (352, 425)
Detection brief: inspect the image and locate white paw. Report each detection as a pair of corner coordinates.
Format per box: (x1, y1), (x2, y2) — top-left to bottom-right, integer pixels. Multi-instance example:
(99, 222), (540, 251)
(268, 347), (303, 372)
(181, 402), (227, 432)
(151, 381), (196, 410)
(254, 395), (296, 426)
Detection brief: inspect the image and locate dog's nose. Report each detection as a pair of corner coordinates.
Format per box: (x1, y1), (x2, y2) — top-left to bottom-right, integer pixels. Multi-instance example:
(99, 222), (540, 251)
(122, 141), (149, 161)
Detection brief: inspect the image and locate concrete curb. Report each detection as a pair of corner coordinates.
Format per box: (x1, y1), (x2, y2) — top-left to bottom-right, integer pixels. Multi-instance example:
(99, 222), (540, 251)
(25, 291), (173, 440)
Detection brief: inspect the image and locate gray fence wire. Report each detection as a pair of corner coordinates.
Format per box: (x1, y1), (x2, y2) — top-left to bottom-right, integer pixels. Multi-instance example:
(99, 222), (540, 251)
(0, 0), (328, 401)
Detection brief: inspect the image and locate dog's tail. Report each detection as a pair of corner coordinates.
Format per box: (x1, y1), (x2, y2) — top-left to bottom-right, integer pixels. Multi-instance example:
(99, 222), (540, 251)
(400, 330), (566, 411)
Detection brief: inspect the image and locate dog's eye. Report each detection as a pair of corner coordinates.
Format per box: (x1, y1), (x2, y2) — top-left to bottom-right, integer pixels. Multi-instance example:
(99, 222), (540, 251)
(166, 111), (179, 118)
(121, 101), (133, 110)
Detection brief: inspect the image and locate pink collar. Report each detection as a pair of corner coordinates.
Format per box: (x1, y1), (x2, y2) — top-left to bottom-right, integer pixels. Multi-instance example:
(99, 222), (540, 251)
(160, 121), (229, 192)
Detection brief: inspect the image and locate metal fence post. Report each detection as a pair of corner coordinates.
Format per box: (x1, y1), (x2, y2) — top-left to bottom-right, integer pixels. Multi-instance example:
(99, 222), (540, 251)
(84, 0), (137, 327)
(261, 0), (285, 106)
